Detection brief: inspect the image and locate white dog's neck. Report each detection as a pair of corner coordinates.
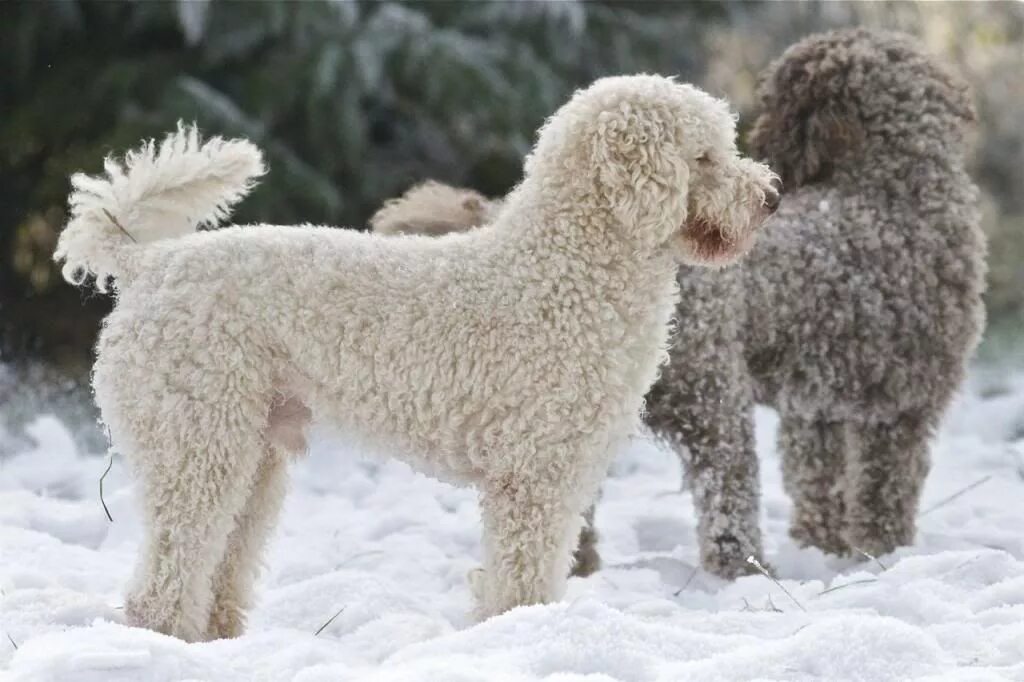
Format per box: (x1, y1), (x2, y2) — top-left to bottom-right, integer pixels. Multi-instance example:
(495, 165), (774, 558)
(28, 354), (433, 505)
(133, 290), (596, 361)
(492, 178), (676, 278)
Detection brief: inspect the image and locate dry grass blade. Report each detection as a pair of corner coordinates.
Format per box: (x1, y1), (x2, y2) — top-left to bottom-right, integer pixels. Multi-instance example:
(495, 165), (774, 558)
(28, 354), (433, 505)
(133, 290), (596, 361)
(336, 550), (385, 569)
(314, 606), (346, 636)
(103, 208), (137, 243)
(919, 475), (992, 517)
(852, 546), (887, 571)
(673, 565), (700, 597)
(746, 556), (807, 613)
(99, 452), (114, 522)
(740, 596), (783, 613)
(818, 578), (879, 596)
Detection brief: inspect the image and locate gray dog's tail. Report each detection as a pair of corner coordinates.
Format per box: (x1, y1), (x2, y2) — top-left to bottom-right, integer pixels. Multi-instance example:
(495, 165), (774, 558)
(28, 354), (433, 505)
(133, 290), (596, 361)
(53, 124), (265, 292)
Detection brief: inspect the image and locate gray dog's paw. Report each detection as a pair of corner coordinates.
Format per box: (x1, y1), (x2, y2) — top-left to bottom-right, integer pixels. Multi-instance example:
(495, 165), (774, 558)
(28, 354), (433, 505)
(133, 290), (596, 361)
(701, 533), (765, 579)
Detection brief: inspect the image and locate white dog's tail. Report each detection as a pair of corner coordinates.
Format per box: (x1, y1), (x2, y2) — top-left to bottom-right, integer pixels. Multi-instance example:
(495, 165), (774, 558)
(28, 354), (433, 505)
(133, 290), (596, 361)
(54, 124), (265, 291)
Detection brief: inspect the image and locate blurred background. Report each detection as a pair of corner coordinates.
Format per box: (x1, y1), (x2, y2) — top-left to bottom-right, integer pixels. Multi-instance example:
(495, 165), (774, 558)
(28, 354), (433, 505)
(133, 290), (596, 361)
(1, 0), (1022, 452)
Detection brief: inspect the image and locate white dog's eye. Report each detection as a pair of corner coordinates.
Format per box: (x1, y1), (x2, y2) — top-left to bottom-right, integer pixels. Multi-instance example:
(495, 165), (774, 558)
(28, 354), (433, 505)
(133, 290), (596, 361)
(696, 152), (711, 164)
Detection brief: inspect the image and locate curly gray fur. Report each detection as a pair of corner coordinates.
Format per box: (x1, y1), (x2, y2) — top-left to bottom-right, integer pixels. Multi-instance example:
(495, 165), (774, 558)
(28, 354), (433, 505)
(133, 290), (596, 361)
(370, 29), (987, 578)
(644, 28), (986, 574)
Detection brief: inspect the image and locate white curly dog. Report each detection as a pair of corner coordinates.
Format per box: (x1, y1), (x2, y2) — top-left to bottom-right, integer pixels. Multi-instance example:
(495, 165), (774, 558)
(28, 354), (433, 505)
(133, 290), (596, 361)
(55, 75), (778, 641)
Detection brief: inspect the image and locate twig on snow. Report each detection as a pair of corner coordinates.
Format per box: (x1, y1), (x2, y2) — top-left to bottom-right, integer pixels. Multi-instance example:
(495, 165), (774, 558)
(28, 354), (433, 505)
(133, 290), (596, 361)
(314, 606), (346, 636)
(673, 565), (700, 596)
(817, 578), (879, 596)
(336, 550), (385, 569)
(919, 475), (992, 517)
(852, 546), (887, 571)
(740, 596), (783, 613)
(746, 556), (806, 613)
(6, 632), (17, 650)
(99, 452), (115, 522)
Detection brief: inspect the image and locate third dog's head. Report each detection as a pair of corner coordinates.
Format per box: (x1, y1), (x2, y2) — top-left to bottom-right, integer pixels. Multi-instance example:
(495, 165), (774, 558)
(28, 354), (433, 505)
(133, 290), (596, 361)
(749, 28), (976, 190)
(525, 75), (779, 266)
(370, 181), (498, 236)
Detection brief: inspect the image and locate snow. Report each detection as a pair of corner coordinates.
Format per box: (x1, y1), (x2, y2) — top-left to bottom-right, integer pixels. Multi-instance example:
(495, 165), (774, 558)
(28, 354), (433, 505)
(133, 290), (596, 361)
(2, 373), (1024, 681)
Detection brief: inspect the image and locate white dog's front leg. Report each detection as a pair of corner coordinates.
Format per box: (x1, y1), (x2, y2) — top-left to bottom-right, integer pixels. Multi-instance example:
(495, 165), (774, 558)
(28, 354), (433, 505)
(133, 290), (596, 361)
(473, 472), (587, 619)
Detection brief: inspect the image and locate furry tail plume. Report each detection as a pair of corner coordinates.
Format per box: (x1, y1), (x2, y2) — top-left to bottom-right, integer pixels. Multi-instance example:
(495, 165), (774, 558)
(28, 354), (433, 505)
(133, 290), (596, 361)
(53, 124), (265, 291)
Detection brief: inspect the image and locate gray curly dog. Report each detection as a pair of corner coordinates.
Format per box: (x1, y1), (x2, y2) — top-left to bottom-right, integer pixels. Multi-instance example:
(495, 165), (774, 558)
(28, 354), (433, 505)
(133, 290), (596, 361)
(370, 29), (988, 578)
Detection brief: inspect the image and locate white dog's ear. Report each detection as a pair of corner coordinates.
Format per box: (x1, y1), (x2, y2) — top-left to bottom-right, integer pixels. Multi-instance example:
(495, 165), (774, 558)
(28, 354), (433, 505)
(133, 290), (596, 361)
(590, 111), (689, 250)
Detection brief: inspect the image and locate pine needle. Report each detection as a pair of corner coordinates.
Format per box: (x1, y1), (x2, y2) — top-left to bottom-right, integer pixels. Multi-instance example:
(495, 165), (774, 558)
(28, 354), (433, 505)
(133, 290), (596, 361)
(314, 606), (346, 636)
(919, 475), (992, 517)
(99, 452), (114, 522)
(852, 546), (887, 571)
(746, 555), (807, 612)
(818, 578), (878, 596)
(6, 632), (17, 650)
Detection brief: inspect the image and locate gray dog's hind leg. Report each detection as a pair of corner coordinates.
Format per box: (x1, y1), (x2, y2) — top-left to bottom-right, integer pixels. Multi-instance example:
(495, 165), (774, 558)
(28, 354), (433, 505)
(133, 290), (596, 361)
(779, 414), (850, 555)
(842, 411), (932, 556)
(570, 504), (600, 577)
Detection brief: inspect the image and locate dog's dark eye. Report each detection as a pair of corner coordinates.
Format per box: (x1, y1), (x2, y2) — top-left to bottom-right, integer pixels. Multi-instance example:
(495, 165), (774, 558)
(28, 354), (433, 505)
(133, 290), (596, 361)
(696, 153), (711, 164)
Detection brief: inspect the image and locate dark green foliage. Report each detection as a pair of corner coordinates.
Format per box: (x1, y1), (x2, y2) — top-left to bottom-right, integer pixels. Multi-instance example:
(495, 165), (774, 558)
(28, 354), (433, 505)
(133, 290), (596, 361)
(0, 0), (726, 365)
(1, 0), (1021, 371)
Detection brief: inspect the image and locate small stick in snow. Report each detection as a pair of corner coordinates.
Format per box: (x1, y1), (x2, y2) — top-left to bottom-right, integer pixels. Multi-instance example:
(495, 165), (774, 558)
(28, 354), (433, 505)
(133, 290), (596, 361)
(817, 578), (878, 596)
(99, 452), (114, 523)
(852, 546), (887, 571)
(673, 565), (700, 596)
(919, 475), (992, 517)
(314, 606), (346, 636)
(740, 596), (782, 613)
(746, 555), (807, 613)
(6, 632), (17, 650)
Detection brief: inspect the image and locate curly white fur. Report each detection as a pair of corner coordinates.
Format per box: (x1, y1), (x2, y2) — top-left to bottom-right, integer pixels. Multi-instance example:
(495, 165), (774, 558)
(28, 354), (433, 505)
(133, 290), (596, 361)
(55, 75), (776, 641)
(55, 123), (265, 291)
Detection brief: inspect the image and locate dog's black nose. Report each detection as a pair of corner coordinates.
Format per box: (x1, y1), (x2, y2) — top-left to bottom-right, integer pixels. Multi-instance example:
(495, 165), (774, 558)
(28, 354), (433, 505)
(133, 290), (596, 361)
(764, 178), (782, 212)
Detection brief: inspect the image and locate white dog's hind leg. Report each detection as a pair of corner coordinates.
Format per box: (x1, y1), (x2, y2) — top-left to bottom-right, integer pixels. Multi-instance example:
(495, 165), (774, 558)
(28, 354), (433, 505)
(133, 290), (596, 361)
(474, 465), (590, 619)
(123, 417), (265, 642)
(205, 444), (290, 639)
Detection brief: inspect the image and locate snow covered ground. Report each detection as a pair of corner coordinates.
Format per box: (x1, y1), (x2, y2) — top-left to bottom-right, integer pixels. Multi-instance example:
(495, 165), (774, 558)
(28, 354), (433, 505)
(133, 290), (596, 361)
(2, 371), (1023, 681)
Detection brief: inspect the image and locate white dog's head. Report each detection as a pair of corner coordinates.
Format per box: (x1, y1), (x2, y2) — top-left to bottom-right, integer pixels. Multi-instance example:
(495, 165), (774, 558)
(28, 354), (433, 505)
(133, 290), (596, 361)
(526, 75), (779, 265)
